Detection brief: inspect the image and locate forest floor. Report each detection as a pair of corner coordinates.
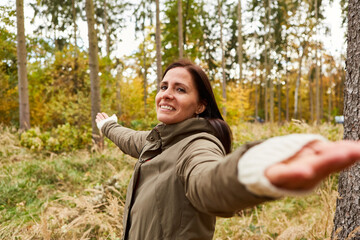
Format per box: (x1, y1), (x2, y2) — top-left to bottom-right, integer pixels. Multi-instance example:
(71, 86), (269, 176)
(0, 121), (344, 239)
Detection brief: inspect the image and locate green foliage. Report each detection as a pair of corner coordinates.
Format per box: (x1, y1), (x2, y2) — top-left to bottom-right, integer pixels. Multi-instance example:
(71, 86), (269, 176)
(20, 123), (92, 153)
(162, 0), (205, 66)
(0, 6), (18, 126)
(26, 45), (91, 129)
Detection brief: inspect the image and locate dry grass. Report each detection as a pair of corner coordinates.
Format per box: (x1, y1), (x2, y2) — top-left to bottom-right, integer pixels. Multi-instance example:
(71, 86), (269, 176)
(0, 122), (345, 239)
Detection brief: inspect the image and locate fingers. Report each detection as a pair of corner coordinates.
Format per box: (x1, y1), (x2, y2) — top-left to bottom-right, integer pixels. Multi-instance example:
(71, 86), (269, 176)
(96, 112), (110, 122)
(265, 162), (315, 190)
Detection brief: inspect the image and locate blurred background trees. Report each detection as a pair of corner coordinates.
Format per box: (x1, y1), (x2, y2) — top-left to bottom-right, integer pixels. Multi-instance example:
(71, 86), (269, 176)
(0, 0), (347, 130)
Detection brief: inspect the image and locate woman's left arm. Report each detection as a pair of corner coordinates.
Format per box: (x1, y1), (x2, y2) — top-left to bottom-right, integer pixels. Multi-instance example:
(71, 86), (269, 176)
(178, 134), (360, 216)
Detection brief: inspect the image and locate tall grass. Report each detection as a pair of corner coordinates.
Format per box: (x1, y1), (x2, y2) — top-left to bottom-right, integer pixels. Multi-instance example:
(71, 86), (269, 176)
(0, 122), (344, 239)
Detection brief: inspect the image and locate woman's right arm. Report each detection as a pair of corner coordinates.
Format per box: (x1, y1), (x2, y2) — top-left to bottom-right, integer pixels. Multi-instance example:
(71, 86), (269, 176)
(96, 112), (149, 158)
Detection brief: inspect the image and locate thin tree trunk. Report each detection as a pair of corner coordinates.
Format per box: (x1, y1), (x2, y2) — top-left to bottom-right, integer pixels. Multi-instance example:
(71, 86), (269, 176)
(294, 51), (304, 119)
(104, 0), (110, 60)
(332, 1), (360, 238)
(72, 0), (79, 92)
(264, 47), (268, 121)
(218, 0), (226, 117)
(315, 0), (320, 124)
(155, 0), (162, 91)
(142, 32), (148, 113)
(85, 0), (103, 148)
(285, 46), (290, 122)
(328, 78), (332, 123)
(237, 0), (243, 84)
(116, 65), (123, 116)
(277, 81), (281, 123)
(320, 54), (324, 119)
(267, 0), (274, 123)
(254, 70), (259, 119)
(16, 0), (30, 131)
(178, 0), (183, 58)
(308, 68), (314, 122)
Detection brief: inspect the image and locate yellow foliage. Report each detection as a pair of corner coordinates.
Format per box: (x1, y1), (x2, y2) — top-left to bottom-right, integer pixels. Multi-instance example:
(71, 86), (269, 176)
(225, 83), (252, 125)
(118, 76), (146, 123)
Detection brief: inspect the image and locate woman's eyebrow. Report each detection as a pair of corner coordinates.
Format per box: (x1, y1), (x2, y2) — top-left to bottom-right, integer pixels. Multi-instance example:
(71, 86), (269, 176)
(173, 82), (189, 89)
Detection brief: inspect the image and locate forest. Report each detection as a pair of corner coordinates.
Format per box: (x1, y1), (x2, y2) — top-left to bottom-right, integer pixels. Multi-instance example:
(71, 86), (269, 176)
(2, 0), (360, 239)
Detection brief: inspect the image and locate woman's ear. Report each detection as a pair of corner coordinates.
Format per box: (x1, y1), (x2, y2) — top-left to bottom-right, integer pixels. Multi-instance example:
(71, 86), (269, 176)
(196, 101), (207, 115)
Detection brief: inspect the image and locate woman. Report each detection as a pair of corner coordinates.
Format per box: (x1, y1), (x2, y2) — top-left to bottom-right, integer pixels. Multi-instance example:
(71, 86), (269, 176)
(96, 59), (360, 240)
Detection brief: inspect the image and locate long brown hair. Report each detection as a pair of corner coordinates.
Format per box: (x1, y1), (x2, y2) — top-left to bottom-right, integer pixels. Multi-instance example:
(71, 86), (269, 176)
(162, 59), (232, 154)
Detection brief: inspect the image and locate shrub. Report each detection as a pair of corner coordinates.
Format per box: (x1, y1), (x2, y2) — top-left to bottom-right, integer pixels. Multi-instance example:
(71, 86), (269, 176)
(20, 123), (92, 153)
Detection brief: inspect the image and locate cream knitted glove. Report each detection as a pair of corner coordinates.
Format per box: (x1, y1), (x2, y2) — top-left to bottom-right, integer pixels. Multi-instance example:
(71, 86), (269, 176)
(237, 134), (327, 198)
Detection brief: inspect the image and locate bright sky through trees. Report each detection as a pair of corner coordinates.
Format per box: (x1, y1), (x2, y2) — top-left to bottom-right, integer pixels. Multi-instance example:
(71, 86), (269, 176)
(14, 0), (345, 59)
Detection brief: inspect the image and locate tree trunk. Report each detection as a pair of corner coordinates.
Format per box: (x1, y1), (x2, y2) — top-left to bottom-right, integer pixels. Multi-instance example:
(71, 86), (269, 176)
(308, 68), (314, 123)
(142, 34), (148, 113)
(116, 65), (123, 116)
(104, 0), (110, 60)
(277, 81), (281, 123)
(315, 0), (320, 124)
(85, 0), (103, 148)
(237, 0), (243, 84)
(254, 71), (259, 119)
(16, 0), (30, 131)
(72, 0), (79, 92)
(285, 42), (290, 122)
(178, 0), (183, 58)
(218, 0), (226, 117)
(320, 54), (324, 120)
(332, 0), (360, 239)
(155, 0), (162, 91)
(327, 77), (332, 123)
(267, 0), (274, 123)
(294, 51), (303, 119)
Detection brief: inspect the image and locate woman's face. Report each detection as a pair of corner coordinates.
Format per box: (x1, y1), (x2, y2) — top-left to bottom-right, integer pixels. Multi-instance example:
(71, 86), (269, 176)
(155, 67), (205, 125)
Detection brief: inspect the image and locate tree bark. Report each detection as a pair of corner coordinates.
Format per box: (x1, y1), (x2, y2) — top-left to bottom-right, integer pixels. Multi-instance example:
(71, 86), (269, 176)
(85, 0), (103, 148)
(218, 0), (226, 117)
(72, 0), (79, 92)
(178, 0), (183, 58)
(332, 0), (360, 239)
(277, 81), (281, 123)
(142, 36), (148, 113)
(315, 0), (320, 124)
(104, 0), (110, 60)
(237, 0), (243, 84)
(294, 49), (304, 119)
(327, 77), (332, 123)
(308, 68), (314, 123)
(285, 43), (289, 122)
(267, 0), (274, 123)
(16, 0), (30, 131)
(156, 0), (162, 91)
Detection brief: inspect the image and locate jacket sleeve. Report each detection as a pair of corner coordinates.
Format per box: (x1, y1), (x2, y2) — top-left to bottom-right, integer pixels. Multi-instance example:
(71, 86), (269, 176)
(101, 121), (149, 159)
(176, 138), (273, 217)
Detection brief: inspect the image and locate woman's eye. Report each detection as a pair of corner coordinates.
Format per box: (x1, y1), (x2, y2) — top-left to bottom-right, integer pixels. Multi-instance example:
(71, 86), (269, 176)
(160, 85), (167, 90)
(177, 88), (185, 93)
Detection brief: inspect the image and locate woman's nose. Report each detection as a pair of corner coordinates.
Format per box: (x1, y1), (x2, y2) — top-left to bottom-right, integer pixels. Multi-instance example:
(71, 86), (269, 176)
(162, 89), (174, 100)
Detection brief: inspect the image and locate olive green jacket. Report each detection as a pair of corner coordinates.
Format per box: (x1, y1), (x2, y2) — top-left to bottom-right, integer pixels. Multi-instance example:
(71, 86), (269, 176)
(102, 118), (271, 240)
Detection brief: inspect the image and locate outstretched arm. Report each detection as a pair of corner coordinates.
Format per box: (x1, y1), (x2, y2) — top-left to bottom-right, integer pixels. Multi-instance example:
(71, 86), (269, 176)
(95, 112), (149, 158)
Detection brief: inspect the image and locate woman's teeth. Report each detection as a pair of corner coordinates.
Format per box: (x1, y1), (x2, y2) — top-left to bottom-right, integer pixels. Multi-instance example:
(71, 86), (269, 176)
(161, 105), (174, 110)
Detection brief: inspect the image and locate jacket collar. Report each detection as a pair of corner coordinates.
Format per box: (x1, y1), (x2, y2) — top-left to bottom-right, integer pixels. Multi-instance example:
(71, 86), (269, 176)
(146, 117), (217, 151)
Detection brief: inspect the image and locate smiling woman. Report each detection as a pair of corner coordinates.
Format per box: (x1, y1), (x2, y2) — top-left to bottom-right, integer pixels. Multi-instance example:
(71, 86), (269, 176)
(95, 59), (360, 240)
(156, 67), (205, 125)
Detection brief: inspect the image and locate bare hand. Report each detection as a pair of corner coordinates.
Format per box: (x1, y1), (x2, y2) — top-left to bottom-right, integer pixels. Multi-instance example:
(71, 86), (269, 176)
(265, 140), (360, 190)
(96, 112), (109, 123)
